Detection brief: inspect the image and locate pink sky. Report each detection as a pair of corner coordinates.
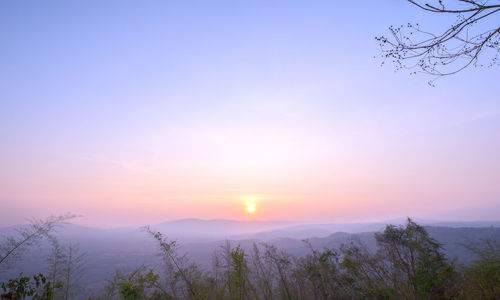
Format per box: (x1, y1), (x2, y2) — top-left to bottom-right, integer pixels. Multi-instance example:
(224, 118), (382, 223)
(1, 0), (499, 227)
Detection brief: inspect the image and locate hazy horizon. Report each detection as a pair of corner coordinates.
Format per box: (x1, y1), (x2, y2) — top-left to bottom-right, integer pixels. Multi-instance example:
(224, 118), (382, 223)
(2, 0), (500, 227)
(3, 213), (500, 230)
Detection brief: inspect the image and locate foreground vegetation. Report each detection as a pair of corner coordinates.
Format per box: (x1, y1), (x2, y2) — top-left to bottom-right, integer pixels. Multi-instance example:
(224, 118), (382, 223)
(1, 218), (499, 299)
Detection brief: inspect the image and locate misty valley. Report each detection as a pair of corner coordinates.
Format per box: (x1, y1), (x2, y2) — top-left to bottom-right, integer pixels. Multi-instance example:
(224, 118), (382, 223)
(1, 217), (499, 299)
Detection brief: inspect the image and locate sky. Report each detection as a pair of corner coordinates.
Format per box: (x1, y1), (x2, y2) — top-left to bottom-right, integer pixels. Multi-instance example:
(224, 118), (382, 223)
(1, 0), (499, 227)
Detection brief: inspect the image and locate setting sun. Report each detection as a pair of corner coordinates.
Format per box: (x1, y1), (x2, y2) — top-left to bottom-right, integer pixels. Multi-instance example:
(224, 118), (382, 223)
(246, 203), (256, 214)
(243, 195), (260, 215)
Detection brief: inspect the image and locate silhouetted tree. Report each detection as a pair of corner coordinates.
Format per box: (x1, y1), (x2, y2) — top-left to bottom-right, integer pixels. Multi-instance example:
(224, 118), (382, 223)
(61, 243), (86, 300)
(45, 237), (65, 299)
(143, 226), (204, 300)
(249, 243), (275, 300)
(460, 239), (500, 299)
(218, 243), (253, 300)
(374, 218), (455, 299)
(0, 214), (75, 269)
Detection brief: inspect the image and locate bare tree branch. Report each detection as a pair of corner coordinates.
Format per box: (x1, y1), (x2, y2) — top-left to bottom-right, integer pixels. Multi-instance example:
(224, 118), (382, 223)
(377, 0), (500, 85)
(0, 213), (77, 268)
